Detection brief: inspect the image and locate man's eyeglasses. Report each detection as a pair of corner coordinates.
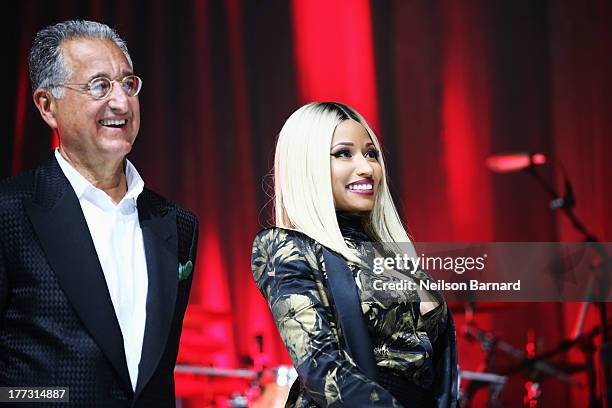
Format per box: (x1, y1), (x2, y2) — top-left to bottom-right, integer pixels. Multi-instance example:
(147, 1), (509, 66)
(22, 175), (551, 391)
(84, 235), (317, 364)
(57, 75), (143, 100)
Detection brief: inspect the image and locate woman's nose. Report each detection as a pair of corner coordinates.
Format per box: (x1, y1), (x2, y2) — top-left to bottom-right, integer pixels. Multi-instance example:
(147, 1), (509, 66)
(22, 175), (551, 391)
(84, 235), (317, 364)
(355, 155), (373, 177)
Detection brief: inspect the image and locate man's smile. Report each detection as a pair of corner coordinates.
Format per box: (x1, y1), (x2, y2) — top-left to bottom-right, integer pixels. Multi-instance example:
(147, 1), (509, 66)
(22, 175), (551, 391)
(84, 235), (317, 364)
(99, 118), (128, 128)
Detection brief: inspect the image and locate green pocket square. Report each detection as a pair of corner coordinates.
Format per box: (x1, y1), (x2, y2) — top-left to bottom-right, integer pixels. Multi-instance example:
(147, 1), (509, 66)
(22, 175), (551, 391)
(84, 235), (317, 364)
(178, 260), (193, 281)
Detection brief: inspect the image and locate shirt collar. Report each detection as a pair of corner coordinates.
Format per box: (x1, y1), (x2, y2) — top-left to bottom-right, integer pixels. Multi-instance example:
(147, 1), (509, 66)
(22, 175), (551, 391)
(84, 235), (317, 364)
(55, 148), (145, 204)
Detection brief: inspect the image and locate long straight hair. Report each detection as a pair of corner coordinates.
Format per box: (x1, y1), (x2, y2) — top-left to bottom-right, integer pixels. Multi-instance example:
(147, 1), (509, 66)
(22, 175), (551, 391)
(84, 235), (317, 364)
(274, 102), (413, 264)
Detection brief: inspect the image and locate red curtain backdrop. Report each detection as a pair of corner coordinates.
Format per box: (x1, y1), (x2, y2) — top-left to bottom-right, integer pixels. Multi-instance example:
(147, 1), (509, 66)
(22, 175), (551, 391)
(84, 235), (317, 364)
(291, 0), (380, 131)
(4, 1), (611, 407)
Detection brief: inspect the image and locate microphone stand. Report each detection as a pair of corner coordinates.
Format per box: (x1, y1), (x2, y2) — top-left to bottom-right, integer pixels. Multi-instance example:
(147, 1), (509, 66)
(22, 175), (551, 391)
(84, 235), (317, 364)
(524, 164), (611, 407)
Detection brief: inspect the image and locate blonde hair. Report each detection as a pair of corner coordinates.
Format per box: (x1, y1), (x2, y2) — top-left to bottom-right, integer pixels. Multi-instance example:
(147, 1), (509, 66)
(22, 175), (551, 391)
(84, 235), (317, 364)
(273, 102), (414, 264)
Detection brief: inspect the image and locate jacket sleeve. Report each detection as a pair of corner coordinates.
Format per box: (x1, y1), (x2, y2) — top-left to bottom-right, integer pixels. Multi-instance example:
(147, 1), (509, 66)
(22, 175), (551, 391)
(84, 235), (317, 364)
(251, 229), (402, 407)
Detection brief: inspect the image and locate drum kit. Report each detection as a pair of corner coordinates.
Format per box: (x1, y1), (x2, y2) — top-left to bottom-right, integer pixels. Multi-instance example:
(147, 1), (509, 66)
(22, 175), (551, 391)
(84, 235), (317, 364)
(453, 302), (604, 408)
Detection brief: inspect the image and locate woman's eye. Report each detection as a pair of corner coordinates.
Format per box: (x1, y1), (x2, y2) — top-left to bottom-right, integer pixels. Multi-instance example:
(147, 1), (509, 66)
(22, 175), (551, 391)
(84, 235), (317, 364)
(331, 149), (352, 158)
(365, 150), (379, 159)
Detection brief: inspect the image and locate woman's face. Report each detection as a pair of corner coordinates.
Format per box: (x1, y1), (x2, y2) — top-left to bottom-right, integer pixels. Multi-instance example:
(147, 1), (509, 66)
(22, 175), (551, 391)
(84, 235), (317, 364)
(330, 119), (382, 212)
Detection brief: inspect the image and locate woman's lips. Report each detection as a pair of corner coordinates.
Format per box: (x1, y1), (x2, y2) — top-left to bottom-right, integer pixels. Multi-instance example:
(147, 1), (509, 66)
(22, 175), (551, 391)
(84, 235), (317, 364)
(346, 180), (374, 196)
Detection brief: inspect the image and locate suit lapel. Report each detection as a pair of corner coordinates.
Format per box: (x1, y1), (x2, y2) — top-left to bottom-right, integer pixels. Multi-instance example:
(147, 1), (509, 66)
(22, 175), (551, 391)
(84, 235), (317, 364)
(135, 191), (178, 396)
(25, 157), (132, 391)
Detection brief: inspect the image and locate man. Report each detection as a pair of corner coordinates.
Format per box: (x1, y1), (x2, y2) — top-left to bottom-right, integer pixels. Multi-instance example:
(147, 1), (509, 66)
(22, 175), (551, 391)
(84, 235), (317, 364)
(0, 20), (198, 406)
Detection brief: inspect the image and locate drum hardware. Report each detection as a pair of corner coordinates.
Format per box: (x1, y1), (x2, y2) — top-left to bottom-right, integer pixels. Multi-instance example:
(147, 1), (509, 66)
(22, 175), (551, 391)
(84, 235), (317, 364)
(175, 365), (259, 379)
(465, 321), (584, 382)
(461, 301), (585, 407)
(247, 365), (298, 408)
(461, 309), (507, 408)
(506, 319), (612, 408)
(174, 364), (295, 407)
(488, 152), (612, 406)
(228, 393), (249, 408)
(458, 369), (507, 408)
(459, 303), (612, 407)
(460, 370), (508, 384)
(175, 332), (298, 407)
(523, 380), (540, 408)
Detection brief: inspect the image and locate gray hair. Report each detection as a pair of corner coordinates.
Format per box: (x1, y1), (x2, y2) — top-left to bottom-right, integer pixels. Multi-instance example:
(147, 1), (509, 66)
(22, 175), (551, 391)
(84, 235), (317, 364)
(28, 20), (133, 98)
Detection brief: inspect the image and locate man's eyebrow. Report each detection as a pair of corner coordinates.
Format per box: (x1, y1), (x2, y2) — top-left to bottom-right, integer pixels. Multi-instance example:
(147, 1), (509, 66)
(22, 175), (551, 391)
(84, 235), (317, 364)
(85, 70), (134, 82)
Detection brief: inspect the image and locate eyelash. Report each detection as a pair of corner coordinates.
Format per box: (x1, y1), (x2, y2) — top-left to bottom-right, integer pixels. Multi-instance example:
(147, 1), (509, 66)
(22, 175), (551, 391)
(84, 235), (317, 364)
(331, 149), (379, 159)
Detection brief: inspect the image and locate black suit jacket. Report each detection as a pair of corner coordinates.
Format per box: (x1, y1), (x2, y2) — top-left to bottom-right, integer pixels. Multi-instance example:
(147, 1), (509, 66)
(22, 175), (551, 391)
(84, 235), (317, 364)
(0, 156), (198, 407)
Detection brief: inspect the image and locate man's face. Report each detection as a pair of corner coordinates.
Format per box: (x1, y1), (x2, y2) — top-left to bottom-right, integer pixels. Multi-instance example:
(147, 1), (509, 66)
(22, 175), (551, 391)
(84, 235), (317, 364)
(51, 38), (140, 161)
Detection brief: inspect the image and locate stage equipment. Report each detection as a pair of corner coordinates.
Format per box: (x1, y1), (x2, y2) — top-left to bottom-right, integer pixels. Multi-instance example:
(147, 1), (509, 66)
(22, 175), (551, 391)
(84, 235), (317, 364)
(487, 151), (612, 407)
(174, 364), (296, 407)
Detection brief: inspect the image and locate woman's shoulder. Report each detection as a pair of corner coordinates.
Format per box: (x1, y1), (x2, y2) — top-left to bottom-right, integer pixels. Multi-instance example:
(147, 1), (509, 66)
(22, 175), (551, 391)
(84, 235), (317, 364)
(252, 227), (322, 266)
(253, 226), (317, 250)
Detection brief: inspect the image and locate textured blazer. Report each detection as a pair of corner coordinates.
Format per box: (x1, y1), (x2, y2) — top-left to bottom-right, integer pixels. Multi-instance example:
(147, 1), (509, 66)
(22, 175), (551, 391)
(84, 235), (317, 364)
(0, 156), (198, 407)
(252, 227), (458, 408)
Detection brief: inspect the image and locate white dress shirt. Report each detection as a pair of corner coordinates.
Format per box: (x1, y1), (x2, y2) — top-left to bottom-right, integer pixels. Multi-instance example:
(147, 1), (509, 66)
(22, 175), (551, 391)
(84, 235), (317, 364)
(55, 149), (148, 391)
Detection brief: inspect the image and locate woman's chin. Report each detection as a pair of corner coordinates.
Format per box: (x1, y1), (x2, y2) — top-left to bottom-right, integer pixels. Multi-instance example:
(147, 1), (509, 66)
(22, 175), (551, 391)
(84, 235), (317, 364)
(337, 201), (374, 213)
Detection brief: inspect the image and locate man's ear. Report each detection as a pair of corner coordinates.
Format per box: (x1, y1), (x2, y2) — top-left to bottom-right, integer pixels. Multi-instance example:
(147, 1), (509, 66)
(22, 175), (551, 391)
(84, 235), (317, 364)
(33, 89), (58, 129)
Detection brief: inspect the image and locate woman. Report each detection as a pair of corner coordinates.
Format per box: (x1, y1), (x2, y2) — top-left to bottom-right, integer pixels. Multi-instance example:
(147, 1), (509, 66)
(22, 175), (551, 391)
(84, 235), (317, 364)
(251, 102), (458, 407)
